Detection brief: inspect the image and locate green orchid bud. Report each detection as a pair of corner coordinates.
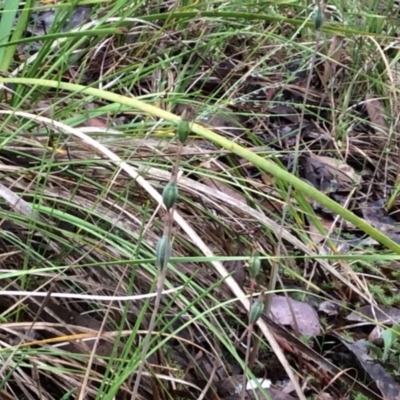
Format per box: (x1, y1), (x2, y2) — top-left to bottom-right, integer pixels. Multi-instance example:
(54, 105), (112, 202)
(249, 299), (265, 325)
(176, 120), (190, 144)
(156, 235), (172, 270)
(249, 255), (261, 281)
(314, 3), (324, 30)
(162, 182), (178, 210)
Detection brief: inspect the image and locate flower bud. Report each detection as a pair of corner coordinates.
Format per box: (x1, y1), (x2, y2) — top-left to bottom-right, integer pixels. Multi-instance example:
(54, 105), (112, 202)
(249, 255), (261, 281)
(156, 235), (172, 270)
(249, 299), (264, 325)
(162, 182), (178, 210)
(177, 120), (190, 144)
(314, 4), (324, 30)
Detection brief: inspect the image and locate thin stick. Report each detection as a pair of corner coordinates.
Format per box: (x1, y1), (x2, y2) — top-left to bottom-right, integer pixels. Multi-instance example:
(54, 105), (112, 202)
(131, 142), (183, 400)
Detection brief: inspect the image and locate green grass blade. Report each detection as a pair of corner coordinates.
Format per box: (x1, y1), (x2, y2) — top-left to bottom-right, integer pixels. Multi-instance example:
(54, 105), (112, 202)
(0, 0), (22, 72)
(0, 76), (399, 253)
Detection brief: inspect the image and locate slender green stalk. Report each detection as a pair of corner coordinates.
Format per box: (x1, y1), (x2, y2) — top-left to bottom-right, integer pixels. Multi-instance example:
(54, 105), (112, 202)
(1, 77), (399, 253)
(131, 122), (183, 399)
(138, 10), (395, 38)
(0, 0), (22, 71)
(2, 0), (34, 71)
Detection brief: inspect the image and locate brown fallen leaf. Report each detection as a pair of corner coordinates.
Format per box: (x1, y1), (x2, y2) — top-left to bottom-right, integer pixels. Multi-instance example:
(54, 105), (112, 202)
(268, 295), (321, 337)
(343, 339), (400, 400)
(258, 315), (381, 399)
(369, 325), (384, 345)
(306, 154), (361, 190)
(308, 216), (335, 245)
(85, 117), (108, 128)
(365, 94), (387, 131)
(201, 177), (246, 203)
(269, 104), (299, 124)
(175, 103), (245, 136)
(40, 302), (115, 357)
(346, 304), (400, 325)
(321, 36), (344, 87)
(225, 260), (246, 288)
(318, 300), (340, 316)
(361, 200), (400, 243)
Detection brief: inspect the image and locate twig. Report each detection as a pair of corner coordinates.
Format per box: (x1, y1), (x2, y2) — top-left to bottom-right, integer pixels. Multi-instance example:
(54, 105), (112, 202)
(131, 117), (186, 400)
